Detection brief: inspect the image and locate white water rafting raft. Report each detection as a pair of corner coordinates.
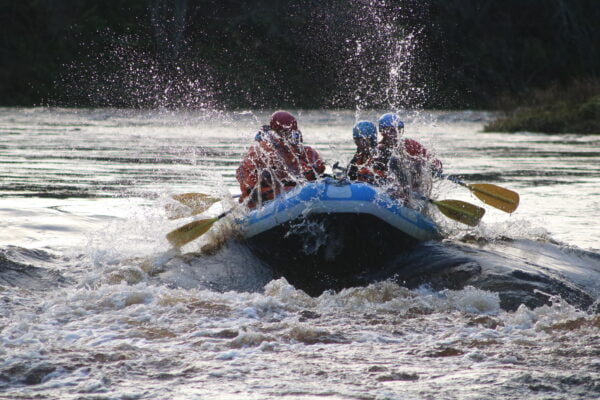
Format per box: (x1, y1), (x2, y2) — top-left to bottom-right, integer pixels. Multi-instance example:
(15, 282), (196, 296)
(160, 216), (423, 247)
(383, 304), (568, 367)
(168, 175), (511, 295)
(237, 178), (442, 295)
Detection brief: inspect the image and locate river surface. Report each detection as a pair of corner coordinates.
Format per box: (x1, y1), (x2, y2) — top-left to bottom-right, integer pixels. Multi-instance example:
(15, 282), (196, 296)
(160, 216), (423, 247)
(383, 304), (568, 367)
(1, 107), (599, 399)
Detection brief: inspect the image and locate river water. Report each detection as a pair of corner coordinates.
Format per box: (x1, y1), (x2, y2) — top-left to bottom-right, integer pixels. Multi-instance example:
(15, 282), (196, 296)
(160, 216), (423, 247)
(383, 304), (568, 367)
(1, 107), (599, 399)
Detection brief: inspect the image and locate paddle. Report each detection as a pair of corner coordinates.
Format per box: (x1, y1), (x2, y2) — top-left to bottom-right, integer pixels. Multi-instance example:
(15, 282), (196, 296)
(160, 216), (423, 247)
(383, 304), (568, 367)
(166, 193), (485, 248)
(351, 170), (486, 226)
(425, 197), (485, 227)
(166, 193), (237, 220)
(172, 192), (218, 208)
(166, 209), (234, 248)
(441, 174), (520, 213)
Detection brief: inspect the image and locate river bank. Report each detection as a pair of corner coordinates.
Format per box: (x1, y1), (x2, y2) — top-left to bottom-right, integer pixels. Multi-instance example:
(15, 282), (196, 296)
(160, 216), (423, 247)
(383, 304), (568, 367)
(485, 80), (600, 134)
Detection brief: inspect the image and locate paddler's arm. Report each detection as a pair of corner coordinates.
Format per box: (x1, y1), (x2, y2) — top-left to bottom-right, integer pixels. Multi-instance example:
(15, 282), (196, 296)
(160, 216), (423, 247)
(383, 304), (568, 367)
(347, 164), (358, 180)
(404, 138), (443, 177)
(302, 146), (326, 180)
(345, 156), (360, 181)
(431, 158), (443, 176)
(236, 146), (262, 203)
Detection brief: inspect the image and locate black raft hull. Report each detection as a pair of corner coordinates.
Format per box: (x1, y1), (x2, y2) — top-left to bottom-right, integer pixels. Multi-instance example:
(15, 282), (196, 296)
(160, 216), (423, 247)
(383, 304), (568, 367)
(245, 213), (423, 295)
(238, 179), (441, 296)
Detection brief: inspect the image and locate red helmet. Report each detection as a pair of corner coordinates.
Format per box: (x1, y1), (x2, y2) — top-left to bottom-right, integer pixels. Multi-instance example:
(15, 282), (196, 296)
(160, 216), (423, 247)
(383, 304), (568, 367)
(270, 111), (298, 133)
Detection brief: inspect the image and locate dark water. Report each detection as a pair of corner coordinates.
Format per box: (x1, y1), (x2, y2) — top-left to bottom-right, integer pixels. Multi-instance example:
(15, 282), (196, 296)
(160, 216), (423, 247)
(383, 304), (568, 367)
(1, 108), (600, 399)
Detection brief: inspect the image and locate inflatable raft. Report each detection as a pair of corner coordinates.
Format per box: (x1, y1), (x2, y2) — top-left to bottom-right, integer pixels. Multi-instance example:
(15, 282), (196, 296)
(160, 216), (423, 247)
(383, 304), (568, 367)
(238, 178), (441, 295)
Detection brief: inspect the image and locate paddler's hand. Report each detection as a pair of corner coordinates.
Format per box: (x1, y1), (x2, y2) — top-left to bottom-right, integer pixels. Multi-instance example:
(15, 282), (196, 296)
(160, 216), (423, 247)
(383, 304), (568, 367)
(260, 170), (273, 185)
(332, 161), (347, 171)
(302, 168), (318, 181)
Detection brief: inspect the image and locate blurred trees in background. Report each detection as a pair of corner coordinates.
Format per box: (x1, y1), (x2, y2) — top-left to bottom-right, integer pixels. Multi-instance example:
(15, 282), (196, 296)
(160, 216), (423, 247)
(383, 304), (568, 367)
(0, 0), (598, 109)
(427, 0), (600, 108)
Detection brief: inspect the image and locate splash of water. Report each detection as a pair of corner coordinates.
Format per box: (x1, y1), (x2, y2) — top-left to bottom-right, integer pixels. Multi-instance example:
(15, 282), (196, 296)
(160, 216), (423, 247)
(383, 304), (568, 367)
(59, 1), (217, 110)
(293, 0), (429, 117)
(57, 1), (431, 117)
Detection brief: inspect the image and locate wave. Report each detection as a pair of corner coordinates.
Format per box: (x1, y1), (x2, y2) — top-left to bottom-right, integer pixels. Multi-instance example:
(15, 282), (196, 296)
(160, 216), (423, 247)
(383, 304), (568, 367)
(0, 246), (72, 291)
(2, 231), (599, 314)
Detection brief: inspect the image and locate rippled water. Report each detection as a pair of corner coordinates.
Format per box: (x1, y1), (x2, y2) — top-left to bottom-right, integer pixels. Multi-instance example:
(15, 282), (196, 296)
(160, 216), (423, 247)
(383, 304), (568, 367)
(1, 108), (599, 399)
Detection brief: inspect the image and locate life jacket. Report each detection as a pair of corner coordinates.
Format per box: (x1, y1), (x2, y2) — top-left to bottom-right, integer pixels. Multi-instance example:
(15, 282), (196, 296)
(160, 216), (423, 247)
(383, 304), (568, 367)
(236, 133), (325, 208)
(347, 150), (377, 183)
(372, 137), (442, 201)
(374, 138), (442, 174)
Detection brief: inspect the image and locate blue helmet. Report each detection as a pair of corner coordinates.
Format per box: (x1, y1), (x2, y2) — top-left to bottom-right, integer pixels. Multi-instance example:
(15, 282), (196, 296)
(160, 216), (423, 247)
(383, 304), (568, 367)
(352, 121), (377, 146)
(378, 113), (404, 130)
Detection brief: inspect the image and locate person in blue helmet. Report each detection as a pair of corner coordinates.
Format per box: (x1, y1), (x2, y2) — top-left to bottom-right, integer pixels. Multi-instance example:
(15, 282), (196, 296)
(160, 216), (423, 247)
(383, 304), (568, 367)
(347, 121), (378, 181)
(373, 113), (442, 199)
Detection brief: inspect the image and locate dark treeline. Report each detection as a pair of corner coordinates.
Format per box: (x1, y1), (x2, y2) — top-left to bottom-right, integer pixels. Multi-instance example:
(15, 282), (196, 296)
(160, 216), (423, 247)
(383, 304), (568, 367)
(0, 0), (598, 109)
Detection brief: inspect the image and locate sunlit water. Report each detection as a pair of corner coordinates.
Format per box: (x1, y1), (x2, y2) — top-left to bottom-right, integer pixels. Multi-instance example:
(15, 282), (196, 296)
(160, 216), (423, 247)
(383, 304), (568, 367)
(1, 108), (599, 399)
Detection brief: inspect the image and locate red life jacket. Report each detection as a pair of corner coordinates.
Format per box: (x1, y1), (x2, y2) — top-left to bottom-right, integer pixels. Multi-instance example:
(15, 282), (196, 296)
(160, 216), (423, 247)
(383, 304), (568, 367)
(372, 137), (442, 201)
(402, 138), (443, 172)
(374, 137), (442, 175)
(236, 135), (325, 208)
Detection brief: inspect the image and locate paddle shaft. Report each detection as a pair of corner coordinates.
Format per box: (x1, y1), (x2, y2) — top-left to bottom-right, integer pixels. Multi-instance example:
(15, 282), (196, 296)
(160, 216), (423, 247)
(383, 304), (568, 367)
(167, 193), (240, 219)
(440, 174), (519, 212)
(173, 193), (240, 205)
(442, 174), (500, 200)
(354, 171), (484, 225)
(166, 208), (235, 247)
(421, 195), (485, 227)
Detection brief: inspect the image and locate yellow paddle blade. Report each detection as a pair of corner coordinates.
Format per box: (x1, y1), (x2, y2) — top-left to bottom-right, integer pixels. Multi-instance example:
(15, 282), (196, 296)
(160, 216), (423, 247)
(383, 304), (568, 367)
(432, 199), (485, 227)
(172, 193), (220, 209)
(166, 193), (220, 220)
(467, 183), (520, 213)
(166, 217), (218, 248)
(172, 192), (212, 204)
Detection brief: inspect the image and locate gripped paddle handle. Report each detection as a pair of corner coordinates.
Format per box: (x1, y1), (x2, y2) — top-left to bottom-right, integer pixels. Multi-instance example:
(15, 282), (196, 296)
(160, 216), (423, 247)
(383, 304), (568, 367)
(439, 173), (466, 187)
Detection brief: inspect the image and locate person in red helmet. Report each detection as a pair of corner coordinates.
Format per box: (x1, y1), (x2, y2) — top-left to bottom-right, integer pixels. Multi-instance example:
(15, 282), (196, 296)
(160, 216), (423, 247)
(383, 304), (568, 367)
(236, 111), (325, 208)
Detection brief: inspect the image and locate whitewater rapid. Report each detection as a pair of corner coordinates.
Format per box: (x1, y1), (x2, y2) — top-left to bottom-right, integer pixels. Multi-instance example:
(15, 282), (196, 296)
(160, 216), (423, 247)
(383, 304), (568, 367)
(1, 108), (599, 399)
